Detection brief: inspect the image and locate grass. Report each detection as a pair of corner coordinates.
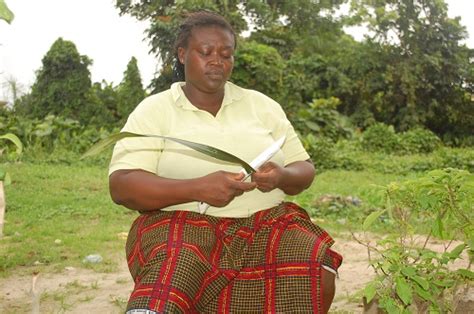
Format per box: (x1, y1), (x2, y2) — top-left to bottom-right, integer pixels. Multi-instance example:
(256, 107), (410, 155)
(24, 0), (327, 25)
(0, 162), (138, 276)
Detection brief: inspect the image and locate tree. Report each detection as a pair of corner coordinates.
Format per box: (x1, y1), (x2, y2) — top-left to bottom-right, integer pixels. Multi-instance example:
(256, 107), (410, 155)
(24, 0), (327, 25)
(27, 38), (98, 124)
(232, 40), (285, 102)
(117, 57), (146, 120)
(115, 0), (346, 92)
(90, 80), (121, 126)
(349, 0), (474, 138)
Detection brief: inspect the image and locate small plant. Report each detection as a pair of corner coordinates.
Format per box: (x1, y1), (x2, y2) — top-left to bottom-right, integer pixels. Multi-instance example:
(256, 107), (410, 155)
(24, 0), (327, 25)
(109, 295), (128, 310)
(359, 168), (473, 313)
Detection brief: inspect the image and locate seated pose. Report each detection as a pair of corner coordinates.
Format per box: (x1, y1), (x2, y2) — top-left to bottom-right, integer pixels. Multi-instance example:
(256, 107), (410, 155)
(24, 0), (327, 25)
(109, 11), (342, 314)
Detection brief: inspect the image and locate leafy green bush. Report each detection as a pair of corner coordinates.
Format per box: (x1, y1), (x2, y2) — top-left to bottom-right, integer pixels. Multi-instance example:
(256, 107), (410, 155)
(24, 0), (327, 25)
(399, 128), (441, 154)
(301, 134), (337, 170)
(0, 114), (116, 162)
(361, 123), (400, 153)
(436, 148), (474, 173)
(301, 134), (364, 172)
(295, 97), (353, 142)
(232, 40), (285, 102)
(361, 168), (474, 313)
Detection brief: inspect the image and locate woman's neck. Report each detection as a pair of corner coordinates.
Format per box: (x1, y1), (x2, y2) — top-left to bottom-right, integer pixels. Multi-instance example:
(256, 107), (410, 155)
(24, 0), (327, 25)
(181, 84), (224, 116)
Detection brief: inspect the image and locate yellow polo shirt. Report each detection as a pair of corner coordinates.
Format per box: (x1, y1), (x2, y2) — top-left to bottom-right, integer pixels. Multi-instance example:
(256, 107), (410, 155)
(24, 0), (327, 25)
(109, 81), (310, 217)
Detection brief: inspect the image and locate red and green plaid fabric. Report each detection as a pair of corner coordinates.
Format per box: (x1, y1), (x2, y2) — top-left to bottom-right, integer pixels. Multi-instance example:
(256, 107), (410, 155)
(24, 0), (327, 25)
(126, 202), (342, 313)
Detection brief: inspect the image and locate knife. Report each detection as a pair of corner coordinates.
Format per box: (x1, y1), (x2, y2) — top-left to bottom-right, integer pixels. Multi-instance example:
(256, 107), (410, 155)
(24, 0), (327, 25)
(197, 136), (286, 214)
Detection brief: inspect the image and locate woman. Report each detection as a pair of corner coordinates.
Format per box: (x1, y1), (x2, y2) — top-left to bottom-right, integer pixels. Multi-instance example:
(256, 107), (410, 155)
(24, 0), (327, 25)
(109, 11), (342, 313)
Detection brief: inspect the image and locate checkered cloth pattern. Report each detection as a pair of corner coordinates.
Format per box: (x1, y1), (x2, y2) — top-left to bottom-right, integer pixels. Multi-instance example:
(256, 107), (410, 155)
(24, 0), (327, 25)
(125, 202), (342, 313)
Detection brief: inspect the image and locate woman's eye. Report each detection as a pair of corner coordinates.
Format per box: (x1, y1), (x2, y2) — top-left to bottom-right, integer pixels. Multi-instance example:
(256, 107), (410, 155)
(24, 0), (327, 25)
(221, 50), (233, 59)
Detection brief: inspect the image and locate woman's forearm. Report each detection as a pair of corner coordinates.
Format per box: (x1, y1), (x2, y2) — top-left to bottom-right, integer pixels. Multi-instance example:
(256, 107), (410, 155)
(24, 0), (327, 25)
(109, 169), (256, 212)
(109, 169), (201, 212)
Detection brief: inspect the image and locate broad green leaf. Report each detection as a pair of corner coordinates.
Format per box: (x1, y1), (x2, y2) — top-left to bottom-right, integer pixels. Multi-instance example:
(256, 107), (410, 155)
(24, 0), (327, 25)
(433, 279), (455, 288)
(304, 121), (320, 132)
(401, 266), (416, 278)
(412, 275), (429, 291)
(380, 296), (400, 314)
(364, 282), (377, 303)
(457, 269), (474, 279)
(449, 244), (466, 259)
(0, 133), (23, 154)
(0, 168), (5, 181)
(414, 285), (432, 302)
(363, 209), (386, 230)
(395, 276), (412, 305)
(81, 132), (255, 174)
(431, 216), (444, 238)
(0, 0), (14, 24)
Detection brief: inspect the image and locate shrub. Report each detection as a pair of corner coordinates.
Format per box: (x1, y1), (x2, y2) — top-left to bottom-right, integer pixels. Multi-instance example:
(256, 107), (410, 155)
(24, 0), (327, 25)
(399, 128), (442, 154)
(295, 97), (354, 142)
(436, 148), (474, 173)
(0, 114), (116, 162)
(361, 123), (400, 153)
(301, 134), (364, 171)
(301, 134), (337, 170)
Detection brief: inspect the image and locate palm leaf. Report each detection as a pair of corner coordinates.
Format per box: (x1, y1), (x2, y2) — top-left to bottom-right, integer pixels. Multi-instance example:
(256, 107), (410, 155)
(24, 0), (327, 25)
(0, 133), (23, 154)
(81, 131), (255, 173)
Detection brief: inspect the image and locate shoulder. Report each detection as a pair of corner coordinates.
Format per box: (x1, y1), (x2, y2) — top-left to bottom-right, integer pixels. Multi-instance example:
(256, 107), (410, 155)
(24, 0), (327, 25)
(132, 88), (174, 116)
(226, 81), (281, 111)
(124, 86), (177, 133)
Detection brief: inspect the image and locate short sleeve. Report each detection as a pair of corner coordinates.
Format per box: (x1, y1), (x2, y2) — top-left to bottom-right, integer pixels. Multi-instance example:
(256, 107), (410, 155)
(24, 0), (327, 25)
(108, 97), (167, 176)
(257, 95), (310, 165)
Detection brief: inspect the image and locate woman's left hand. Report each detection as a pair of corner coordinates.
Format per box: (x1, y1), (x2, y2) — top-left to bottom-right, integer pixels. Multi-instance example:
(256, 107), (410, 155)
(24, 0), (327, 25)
(251, 161), (285, 193)
(251, 160), (315, 195)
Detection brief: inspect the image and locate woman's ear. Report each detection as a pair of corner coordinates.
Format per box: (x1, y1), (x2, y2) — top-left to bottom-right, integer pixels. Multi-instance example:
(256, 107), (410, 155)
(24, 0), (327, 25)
(178, 47), (185, 64)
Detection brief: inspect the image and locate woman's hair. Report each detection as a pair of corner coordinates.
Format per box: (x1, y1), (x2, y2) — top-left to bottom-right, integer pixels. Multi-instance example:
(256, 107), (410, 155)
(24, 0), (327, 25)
(172, 11), (237, 82)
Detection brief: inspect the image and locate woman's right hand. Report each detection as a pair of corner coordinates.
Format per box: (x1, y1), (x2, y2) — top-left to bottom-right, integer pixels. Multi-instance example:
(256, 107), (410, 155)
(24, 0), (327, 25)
(196, 171), (256, 207)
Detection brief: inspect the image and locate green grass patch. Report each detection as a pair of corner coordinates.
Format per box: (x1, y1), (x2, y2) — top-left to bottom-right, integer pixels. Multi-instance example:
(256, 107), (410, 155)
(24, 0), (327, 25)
(0, 162), (138, 275)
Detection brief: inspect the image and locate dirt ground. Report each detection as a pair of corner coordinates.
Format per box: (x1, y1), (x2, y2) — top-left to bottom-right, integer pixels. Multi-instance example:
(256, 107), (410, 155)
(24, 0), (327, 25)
(0, 236), (470, 313)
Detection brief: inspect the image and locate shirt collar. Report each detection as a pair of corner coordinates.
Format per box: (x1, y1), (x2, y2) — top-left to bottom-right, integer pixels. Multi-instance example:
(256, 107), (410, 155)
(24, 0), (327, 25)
(170, 81), (243, 111)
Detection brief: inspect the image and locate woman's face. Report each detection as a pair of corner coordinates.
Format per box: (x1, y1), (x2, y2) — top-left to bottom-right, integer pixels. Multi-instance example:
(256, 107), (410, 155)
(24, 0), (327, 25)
(178, 25), (235, 93)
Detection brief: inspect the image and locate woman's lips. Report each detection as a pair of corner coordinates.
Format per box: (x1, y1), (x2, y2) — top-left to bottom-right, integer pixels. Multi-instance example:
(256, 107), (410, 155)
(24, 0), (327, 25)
(206, 71), (224, 79)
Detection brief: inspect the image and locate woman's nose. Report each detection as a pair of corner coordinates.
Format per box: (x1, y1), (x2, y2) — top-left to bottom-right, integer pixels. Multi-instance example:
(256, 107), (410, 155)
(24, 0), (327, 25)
(209, 52), (223, 65)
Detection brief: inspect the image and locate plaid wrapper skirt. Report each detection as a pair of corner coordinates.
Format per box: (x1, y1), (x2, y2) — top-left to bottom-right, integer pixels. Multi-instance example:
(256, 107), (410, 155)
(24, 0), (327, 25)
(125, 202), (343, 313)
